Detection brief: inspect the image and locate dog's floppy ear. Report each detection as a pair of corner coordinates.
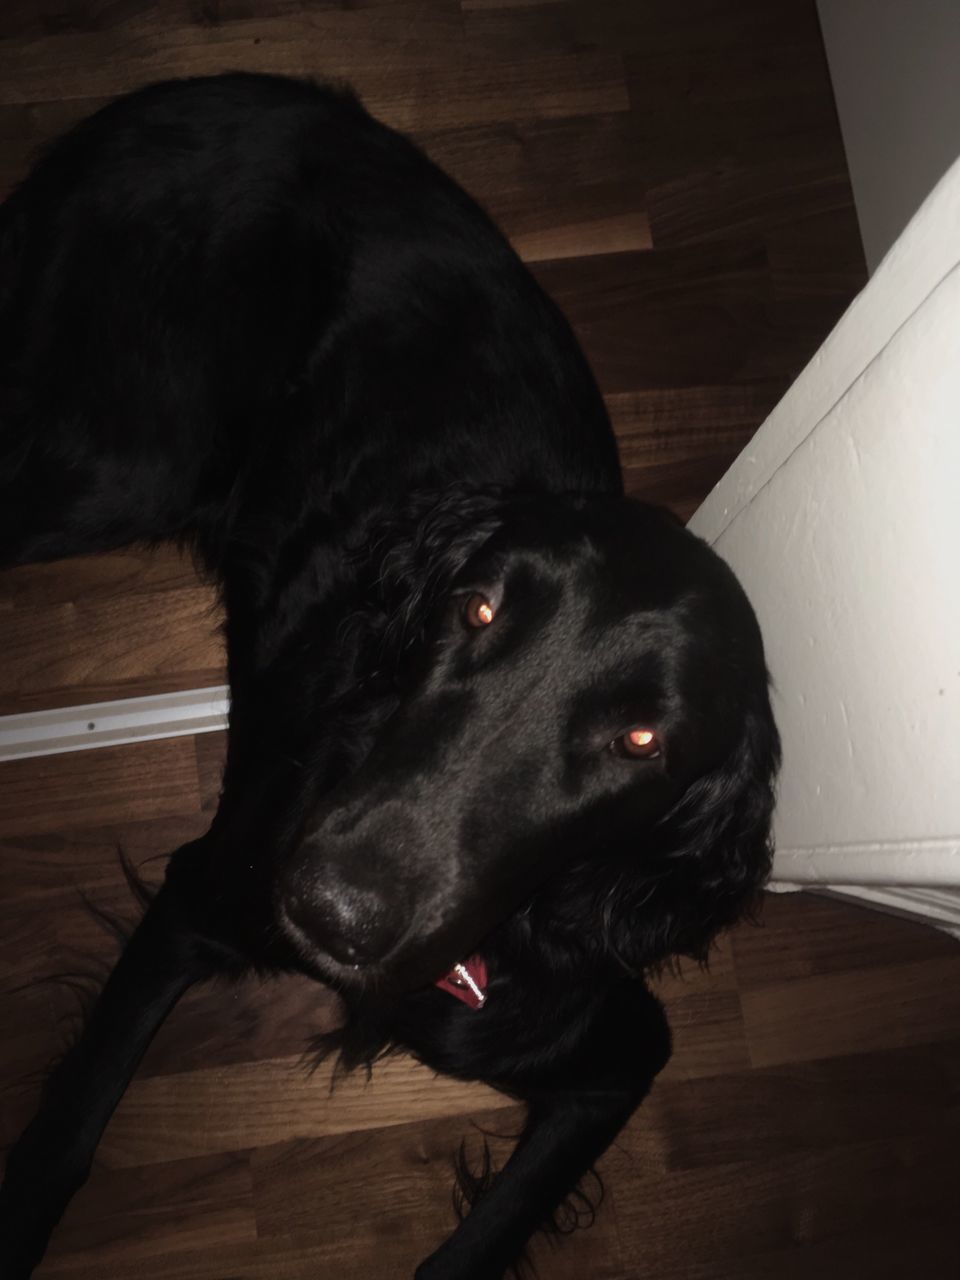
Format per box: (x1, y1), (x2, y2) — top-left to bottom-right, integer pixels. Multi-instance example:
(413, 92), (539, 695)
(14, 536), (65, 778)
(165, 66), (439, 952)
(608, 697), (781, 970)
(362, 483), (510, 668)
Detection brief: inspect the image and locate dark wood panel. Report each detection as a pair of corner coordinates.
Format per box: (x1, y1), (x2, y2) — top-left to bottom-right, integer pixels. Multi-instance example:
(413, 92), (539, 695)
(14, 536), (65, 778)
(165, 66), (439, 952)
(533, 240), (770, 393)
(645, 143), (855, 250)
(650, 1039), (960, 1170)
(97, 1052), (512, 1168)
(0, 26), (629, 132)
(665, 1224), (957, 1280)
(251, 1109), (627, 1278)
(741, 954), (960, 1068)
(0, 583), (223, 714)
(650, 941), (752, 1082)
(732, 892), (959, 988)
(0, 545), (205, 609)
(0, 812), (208, 902)
(570, 0), (825, 59)
(765, 203), (869, 300)
(43, 1152), (256, 1272)
(609, 382), (785, 510)
(0, 542), (224, 715)
(0, 738), (202, 836)
(609, 1132), (958, 1280)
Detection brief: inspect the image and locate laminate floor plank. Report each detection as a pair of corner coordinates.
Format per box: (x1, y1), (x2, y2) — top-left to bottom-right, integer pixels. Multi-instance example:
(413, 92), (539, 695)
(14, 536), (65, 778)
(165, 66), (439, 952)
(532, 240), (771, 394)
(97, 1052), (514, 1169)
(658, 1221), (956, 1280)
(732, 891), (960, 988)
(0, 585), (223, 715)
(0, 812), (209, 902)
(608, 1132), (958, 1279)
(43, 1151), (257, 1273)
(0, 545), (224, 715)
(610, 382), (786, 511)
(0, 738), (202, 837)
(0, 545), (203, 609)
(741, 954), (960, 1069)
(0, 24), (630, 130)
(650, 942), (753, 1083)
(647, 1039), (960, 1171)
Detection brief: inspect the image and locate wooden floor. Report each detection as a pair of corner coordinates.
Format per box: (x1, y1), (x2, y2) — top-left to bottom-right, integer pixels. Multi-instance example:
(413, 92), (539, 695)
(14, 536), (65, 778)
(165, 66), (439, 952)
(3, 754), (960, 1280)
(3, 2), (958, 1278)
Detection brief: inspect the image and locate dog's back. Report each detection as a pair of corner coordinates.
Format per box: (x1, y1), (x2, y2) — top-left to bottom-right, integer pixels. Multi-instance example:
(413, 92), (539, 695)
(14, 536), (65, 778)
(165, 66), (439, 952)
(0, 74), (619, 572)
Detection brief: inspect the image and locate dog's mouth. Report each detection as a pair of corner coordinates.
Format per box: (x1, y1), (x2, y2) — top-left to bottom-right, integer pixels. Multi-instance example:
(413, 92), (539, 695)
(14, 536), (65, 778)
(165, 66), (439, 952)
(279, 901), (489, 1008)
(433, 954), (488, 1009)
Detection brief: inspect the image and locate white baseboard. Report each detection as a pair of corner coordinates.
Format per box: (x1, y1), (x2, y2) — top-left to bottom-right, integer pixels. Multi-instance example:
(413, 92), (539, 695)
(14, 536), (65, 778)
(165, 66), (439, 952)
(0, 686), (229, 761)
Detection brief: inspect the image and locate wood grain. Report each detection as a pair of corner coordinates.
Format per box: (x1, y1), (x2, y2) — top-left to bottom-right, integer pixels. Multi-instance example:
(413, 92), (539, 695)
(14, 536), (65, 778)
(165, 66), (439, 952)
(0, 586), (223, 712)
(0, 545), (225, 714)
(1, 770), (958, 1278)
(533, 238), (775, 393)
(741, 955), (960, 1069)
(0, 738), (202, 837)
(44, 1152), (257, 1271)
(732, 891), (957, 987)
(610, 382), (785, 511)
(99, 1052), (514, 1168)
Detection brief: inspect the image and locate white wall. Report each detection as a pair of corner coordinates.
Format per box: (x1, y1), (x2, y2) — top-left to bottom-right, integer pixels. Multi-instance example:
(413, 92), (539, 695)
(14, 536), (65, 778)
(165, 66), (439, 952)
(817, 0), (960, 273)
(688, 155), (960, 934)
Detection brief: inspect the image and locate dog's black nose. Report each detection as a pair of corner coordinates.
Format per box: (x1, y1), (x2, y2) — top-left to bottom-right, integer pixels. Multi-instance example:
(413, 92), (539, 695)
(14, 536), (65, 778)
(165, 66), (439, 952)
(314, 894), (401, 966)
(283, 874), (403, 966)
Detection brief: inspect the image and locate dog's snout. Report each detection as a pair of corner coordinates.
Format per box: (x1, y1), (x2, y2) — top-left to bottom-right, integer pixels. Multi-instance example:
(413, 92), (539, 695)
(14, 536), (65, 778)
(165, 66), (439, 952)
(284, 877), (402, 965)
(281, 845), (414, 967)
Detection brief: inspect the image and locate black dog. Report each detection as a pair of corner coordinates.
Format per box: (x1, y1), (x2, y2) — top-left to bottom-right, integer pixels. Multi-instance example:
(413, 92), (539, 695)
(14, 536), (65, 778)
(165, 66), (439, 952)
(0, 74), (779, 1279)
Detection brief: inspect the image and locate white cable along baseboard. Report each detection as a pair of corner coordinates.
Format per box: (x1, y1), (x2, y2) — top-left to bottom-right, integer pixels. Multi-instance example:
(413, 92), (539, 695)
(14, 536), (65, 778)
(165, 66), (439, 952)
(0, 686), (229, 762)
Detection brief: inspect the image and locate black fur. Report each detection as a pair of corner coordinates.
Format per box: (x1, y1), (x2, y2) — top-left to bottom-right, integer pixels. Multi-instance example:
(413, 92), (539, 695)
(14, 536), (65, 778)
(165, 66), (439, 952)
(0, 74), (780, 1279)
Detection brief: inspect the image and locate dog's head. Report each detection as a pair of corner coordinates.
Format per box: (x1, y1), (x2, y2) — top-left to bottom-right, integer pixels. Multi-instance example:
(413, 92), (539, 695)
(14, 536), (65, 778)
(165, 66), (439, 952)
(277, 491), (779, 990)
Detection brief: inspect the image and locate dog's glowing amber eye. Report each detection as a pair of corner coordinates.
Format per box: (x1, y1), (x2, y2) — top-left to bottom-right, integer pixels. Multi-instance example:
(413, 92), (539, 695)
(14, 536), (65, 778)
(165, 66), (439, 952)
(464, 593), (495, 628)
(614, 728), (661, 760)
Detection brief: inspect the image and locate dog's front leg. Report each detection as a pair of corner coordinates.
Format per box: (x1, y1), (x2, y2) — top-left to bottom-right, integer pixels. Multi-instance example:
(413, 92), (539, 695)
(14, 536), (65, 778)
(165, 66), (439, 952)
(412, 981), (671, 1280)
(0, 882), (219, 1280)
(414, 1076), (650, 1280)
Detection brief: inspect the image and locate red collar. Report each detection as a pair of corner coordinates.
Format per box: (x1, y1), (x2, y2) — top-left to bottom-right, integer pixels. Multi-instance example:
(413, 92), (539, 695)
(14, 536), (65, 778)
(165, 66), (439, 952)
(434, 954), (488, 1009)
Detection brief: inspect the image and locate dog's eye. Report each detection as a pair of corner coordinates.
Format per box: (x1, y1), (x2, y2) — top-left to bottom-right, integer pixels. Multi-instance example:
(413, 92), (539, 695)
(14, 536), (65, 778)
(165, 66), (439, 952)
(463, 593), (496, 628)
(612, 728), (661, 760)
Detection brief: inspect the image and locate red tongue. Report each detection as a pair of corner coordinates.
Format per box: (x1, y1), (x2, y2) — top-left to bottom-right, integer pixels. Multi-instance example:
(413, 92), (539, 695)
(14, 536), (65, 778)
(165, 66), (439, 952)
(434, 954), (488, 1009)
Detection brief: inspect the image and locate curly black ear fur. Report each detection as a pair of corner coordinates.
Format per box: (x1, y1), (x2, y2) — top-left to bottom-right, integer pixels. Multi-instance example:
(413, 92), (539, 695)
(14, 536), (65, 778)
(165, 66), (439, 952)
(358, 483), (515, 671)
(605, 695), (781, 972)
